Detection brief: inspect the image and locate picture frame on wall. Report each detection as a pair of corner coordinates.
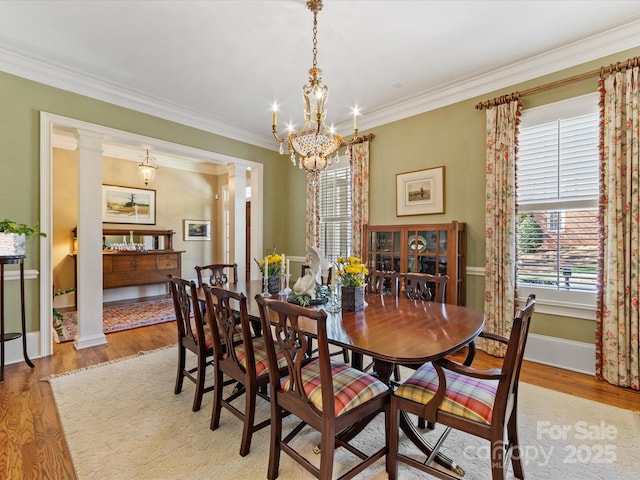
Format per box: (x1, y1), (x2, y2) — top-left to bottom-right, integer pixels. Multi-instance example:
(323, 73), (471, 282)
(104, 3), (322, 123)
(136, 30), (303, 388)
(184, 219), (211, 241)
(396, 166), (445, 216)
(102, 184), (156, 225)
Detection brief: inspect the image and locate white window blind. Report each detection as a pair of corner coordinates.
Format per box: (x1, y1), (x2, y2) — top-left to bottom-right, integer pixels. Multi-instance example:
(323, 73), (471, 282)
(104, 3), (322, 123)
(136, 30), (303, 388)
(319, 166), (352, 262)
(517, 95), (600, 294)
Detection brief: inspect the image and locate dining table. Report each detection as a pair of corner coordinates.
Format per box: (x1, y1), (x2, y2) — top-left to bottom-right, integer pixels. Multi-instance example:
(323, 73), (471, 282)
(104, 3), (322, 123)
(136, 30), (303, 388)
(198, 279), (485, 476)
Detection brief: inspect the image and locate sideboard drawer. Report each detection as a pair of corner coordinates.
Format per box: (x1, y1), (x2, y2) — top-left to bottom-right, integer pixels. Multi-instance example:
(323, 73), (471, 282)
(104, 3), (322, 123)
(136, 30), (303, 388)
(156, 253), (179, 270)
(102, 251), (183, 288)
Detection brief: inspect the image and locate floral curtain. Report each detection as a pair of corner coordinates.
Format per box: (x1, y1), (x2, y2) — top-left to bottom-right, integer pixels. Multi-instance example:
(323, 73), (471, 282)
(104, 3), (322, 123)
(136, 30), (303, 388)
(305, 179), (320, 249)
(350, 140), (370, 258)
(482, 101), (521, 357)
(597, 66), (640, 390)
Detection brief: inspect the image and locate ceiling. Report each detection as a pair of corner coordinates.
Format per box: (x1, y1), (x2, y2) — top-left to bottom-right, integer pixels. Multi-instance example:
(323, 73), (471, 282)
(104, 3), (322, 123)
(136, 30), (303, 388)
(1, 0), (640, 154)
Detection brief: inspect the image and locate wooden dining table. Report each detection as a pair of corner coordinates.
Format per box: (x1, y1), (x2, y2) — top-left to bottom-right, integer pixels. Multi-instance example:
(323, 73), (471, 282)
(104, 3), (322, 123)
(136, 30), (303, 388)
(198, 279), (485, 475)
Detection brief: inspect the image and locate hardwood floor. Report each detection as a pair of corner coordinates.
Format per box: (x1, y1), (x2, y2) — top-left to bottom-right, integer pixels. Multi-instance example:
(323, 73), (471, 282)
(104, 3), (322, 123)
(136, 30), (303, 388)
(0, 322), (637, 479)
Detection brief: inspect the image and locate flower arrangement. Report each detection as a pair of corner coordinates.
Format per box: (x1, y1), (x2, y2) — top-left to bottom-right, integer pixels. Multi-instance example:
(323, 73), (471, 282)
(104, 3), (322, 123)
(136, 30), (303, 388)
(335, 256), (368, 288)
(255, 254), (283, 276)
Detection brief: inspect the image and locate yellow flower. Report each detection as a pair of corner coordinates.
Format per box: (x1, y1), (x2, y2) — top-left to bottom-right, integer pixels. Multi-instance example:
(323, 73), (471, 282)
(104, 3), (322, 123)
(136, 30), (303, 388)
(336, 256), (368, 288)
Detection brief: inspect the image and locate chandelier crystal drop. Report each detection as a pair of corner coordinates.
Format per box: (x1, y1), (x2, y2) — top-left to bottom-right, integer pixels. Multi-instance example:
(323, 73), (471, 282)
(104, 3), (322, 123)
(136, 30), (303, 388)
(272, 0), (359, 187)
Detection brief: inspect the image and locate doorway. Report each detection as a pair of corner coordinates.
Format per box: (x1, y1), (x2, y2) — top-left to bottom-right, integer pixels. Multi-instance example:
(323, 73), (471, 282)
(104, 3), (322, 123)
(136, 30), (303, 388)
(39, 112), (265, 358)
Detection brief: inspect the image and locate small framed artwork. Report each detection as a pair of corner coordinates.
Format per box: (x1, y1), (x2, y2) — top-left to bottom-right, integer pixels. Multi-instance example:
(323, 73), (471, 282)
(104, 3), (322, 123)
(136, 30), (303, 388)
(102, 185), (156, 225)
(184, 219), (211, 241)
(396, 166), (445, 216)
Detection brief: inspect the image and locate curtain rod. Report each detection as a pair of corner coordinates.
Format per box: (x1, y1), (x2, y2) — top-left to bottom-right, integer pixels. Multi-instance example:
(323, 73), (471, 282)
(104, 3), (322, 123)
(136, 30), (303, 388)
(475, 56), (640, 110)
(351, 133), (375, 144)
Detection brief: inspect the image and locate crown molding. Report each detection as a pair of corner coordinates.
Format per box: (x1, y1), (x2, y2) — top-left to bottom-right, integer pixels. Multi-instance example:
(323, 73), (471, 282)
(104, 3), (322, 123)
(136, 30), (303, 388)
(340, 18), (640, 133)
(4, 18), (640, 150)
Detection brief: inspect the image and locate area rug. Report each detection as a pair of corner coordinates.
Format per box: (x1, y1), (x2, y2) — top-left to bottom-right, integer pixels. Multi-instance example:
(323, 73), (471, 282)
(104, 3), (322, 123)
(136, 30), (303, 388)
(55, 298), (176, 343)
(47, 347), (640, 480)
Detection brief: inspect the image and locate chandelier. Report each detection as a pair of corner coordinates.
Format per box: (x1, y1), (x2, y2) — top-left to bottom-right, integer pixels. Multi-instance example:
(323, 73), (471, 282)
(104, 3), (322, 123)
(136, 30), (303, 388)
(272, 0), (359, 186)
(138, 149), (158, 186)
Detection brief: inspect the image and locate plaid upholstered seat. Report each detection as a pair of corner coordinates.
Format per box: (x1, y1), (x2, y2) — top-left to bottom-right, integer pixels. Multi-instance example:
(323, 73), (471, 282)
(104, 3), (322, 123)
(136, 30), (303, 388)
(282, 359), (390, 416)
(236, 337), (287, 376)
(395, 362), (499, 424)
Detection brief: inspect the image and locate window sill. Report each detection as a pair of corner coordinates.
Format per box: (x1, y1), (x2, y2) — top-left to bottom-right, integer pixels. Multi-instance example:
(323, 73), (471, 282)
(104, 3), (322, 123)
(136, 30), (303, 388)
(517, 286), (596, 320)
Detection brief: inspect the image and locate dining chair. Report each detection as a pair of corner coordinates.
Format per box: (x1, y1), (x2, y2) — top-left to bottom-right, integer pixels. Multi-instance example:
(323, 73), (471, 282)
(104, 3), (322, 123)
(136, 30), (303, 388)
(168, 275), (214, 412)
(388, 294), (536, 480)
(367, 270), (399, 296)
(255, 295), (392, 480)
(195, 263), (238, 287)
(202, 285), (288, 457)
(404, 272), (448, 302)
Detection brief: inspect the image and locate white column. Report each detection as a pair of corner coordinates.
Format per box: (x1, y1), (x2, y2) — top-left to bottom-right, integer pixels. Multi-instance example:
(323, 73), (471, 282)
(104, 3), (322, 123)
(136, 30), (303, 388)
(227, 164), (247, 282)
(249, 167), (263, 280)
(75, 128), (107, 349)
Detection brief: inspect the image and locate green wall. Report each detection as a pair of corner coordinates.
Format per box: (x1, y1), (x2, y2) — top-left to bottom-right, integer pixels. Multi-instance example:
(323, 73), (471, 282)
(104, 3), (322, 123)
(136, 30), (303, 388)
(2, 44), (640, 342)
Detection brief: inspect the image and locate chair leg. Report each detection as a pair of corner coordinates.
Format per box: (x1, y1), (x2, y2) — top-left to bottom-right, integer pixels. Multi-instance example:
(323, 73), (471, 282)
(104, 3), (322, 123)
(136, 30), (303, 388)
(210, 367), (223, 431)
(490, 437), (506, 480)
(192, 353), (207, 412)
(508, 413), (525, 479)
(319, 424), (335, 480)
(388, 397), (400, 480)
(267, 406), (283, 480)
(239, 383), (256, 457)
(174, 344), (186, 395)
(342, 348), (350, 363)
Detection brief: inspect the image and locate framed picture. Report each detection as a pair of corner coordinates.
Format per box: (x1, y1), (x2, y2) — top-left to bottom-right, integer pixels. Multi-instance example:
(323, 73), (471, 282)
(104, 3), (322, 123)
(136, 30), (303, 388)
(184, 219), (211, 241)
(102, 185), (156, 225)
(396, 166), (445, 216)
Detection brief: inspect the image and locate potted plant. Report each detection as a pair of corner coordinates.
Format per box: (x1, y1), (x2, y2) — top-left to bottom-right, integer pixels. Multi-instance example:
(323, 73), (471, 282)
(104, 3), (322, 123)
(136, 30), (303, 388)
(0, 219), (46, 256)
(335, 256), (368, 311)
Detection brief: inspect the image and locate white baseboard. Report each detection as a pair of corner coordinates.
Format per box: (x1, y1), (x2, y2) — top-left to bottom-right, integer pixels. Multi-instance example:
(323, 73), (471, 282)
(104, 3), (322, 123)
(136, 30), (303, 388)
(3, 331), (43, 366)
(525, 333), (595, 375)
(4, 331), (596, 378)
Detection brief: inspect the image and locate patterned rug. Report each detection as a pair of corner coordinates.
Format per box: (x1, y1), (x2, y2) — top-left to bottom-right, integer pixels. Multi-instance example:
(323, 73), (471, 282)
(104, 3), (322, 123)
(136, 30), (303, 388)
(54, 298), (176, 343)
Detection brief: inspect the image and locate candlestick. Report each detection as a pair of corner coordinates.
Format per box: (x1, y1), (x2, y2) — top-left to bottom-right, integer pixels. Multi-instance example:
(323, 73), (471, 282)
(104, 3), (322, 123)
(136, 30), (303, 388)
(286, 259), (290, 276)
(264, 256), (268, 280)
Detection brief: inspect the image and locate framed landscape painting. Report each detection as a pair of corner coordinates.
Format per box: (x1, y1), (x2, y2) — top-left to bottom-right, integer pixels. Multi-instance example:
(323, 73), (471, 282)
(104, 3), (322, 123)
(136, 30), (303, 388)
(102, 185), (156, 225)
(184, 219), (211, 241)
(396, 166), (445, 216)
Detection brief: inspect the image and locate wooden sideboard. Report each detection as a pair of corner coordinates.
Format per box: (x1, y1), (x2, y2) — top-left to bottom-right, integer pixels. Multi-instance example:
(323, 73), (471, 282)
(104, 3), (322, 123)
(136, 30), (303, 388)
(72, 228), (183, 290)
(102, 250), (182, 288)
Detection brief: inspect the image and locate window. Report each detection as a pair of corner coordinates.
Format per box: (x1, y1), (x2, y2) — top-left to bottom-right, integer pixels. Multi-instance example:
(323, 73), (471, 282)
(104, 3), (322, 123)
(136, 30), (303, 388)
(319, 166), (352, 263)
(516, 94), (600, 318)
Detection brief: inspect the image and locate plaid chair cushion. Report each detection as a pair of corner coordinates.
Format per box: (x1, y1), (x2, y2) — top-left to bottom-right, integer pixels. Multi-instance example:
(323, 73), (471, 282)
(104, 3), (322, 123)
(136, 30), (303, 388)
(192, 323), (214, 349)
(395, 363), (499, 425)
(282, 359), (390, 417)
(236, 337), (287, 376)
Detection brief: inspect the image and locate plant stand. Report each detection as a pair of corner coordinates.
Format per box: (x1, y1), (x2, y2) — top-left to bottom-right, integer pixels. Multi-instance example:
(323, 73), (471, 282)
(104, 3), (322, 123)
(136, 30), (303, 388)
(0, 255), (35, 382)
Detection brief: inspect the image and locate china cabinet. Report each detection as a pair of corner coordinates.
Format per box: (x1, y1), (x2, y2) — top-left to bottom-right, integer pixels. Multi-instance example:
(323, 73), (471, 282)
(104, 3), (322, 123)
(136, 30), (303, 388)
(363, 221), (466, 305)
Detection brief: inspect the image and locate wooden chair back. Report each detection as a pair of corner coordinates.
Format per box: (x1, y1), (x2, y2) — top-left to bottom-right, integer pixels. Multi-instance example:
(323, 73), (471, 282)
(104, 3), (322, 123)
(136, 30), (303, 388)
(255, 295), (390, 479)
(403, 272), (448, 303)
(195, 263), (238, 287)
(389, 294), (537, 480)
(201, 285), (271, 456)
(367, 270), (399, 296)
(167, 275), (213, 411)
